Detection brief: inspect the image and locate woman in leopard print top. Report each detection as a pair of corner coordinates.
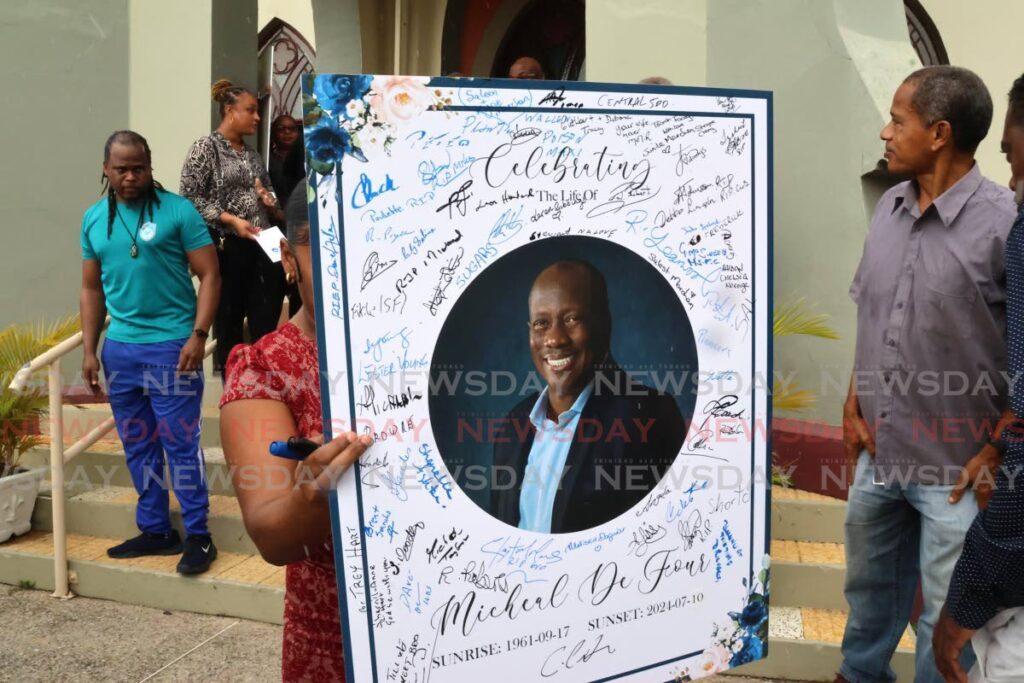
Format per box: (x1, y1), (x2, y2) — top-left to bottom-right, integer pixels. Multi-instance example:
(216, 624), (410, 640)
(180, 79), (286, 375)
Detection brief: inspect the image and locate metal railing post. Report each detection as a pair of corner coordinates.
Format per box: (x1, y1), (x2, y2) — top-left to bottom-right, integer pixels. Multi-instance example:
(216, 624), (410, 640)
(47, 361), (71, 598)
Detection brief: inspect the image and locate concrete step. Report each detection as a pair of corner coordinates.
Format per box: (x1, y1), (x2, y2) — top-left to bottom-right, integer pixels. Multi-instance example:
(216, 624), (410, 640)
(771, 486), (845, 544)
(723, 606), (915, 680)
(20, 445), (236, 497)
(31, 485), (256, 555)
(0, 530), (284, 625)
(771, 540), (846, 611)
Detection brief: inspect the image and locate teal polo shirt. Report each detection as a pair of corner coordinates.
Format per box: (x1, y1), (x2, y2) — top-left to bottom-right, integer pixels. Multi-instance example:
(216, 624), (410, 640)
(81, 189), (213, 344)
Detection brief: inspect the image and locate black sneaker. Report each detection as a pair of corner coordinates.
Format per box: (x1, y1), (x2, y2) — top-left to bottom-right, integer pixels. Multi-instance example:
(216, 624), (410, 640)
(176, 535), (217, 575)
(107, 530), (182, 559)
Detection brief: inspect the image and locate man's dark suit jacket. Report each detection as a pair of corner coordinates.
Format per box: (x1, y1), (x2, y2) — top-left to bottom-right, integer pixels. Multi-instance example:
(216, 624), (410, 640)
(490, 368), (687, 533)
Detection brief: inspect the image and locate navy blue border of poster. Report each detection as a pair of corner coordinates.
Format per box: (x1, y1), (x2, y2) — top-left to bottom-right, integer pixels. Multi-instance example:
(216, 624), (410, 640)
(305, 76), (774, 683)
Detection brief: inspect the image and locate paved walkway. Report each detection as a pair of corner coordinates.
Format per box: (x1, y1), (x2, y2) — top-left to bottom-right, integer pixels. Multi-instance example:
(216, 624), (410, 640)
(0, 583), (780, 682)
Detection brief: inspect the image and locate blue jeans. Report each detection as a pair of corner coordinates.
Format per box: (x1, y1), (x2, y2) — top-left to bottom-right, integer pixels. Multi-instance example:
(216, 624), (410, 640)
(839, 452), (978, 683)
(101, 338), (209, 537)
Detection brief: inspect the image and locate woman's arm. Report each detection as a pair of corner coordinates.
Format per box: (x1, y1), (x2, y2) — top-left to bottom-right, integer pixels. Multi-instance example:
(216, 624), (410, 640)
(221, 399), (370, 565)
(179, 138), (223, 227)
(180, 137), (256, 239)
(255, 154), (285, 225)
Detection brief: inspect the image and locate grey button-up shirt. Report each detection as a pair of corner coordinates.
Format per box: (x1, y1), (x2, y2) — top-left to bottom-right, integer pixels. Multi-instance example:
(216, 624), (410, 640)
(850, 164), (1016, 483)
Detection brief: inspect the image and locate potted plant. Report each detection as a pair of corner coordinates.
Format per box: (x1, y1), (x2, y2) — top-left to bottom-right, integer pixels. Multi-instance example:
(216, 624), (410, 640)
(0, 316), (79, 543)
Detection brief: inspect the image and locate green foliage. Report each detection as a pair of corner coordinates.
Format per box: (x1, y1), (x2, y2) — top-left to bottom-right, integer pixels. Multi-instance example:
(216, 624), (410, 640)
(771, 462), (795, 488)
(772, 299), (839, 415)
(0, 315), (79, 478)
(774, 298), (841, 340)
(771, 378), (817, 413)
(16, 579), (36, 590)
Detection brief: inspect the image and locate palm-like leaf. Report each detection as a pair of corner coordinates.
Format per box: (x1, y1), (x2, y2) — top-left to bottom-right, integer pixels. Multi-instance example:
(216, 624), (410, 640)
(0, 314), (79, 475)
(772, 300), (838, 414)
(774, 299), (839, 340)
(771, 378), (816, 413)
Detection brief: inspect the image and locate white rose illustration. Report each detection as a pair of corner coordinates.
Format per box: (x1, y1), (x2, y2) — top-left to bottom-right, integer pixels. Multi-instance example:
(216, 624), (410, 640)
(346, 98), (366, 119)
(354, 126), (387, 159)
(368, 75), (433, 128)
(689, 644), (731, 679)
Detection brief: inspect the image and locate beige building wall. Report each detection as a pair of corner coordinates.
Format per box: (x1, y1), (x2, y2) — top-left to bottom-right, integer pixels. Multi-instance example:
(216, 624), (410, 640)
(356, 0), (444, 76)
(585, 0), (925, 424)
(923, 0), (1024, 185)
(0, 1), (130, 330)
(129, 1), (212, 193)
(259, 0), (317, 49)
(587, 0), (707, 86)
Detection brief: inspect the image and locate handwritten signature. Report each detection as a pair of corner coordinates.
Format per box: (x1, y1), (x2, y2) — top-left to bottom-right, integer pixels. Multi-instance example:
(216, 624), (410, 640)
(436, 179), (473, 218)
(351, 172), (398, 209)
(424, 247), (464, 316)
(540, 635), (615, 678)
(361, 251), (397, 292)
(586, 180), (661, 218)
(488, 206), (524, 244)
(687, 394), (744, 450)
(626, 522), (667, 558)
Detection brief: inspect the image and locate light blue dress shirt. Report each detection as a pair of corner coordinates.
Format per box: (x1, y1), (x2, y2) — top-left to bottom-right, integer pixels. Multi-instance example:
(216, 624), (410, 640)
(518, 382), (595, 533)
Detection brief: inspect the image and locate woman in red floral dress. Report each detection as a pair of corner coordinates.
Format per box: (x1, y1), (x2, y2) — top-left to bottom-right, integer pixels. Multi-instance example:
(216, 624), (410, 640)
(220, 187), (370, 682)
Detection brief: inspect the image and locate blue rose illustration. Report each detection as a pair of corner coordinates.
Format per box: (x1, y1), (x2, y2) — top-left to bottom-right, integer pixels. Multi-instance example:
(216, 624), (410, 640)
(730, 635), (764, 666)
(313, 75), (373, 115)
(739, 600), (768, 629)
(305, 115), (351, 167)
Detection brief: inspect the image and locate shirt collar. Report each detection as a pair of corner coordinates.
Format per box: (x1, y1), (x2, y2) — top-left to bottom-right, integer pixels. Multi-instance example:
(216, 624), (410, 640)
(529, 381), (594, 429)
(212, 130), (244, 154)
(892, 163), (984, 227)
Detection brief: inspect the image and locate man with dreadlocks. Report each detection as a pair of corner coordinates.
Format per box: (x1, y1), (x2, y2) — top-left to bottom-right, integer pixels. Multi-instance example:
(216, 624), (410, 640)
(80, 130), (221, 574)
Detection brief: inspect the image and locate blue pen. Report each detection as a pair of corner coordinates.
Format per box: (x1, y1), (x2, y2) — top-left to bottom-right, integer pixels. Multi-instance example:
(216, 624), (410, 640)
(269, 437), (318, 461)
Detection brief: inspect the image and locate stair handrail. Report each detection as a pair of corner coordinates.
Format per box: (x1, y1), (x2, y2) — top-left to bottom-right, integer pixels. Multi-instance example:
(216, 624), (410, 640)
(7, 314), (217, 599)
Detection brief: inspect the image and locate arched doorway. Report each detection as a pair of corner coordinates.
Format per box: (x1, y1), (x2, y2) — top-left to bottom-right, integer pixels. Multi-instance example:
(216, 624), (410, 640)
(441, 0), (584, 79)
(904, 0), (949, 66)
(258, 18), (316, 121)
(491, 0), (584, 79)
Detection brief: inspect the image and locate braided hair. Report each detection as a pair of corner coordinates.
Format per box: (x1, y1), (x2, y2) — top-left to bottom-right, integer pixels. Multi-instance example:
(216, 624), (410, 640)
(212, 79), (255, 118)
(100, 130), (164, 239)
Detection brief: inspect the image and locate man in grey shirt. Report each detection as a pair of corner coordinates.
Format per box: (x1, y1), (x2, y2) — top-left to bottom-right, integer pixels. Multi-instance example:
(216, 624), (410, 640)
(837, 67), (1017, 683)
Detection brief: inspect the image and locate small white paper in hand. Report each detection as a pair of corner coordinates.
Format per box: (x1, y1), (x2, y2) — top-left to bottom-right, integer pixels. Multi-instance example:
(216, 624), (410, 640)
(255, 226), (285, 262)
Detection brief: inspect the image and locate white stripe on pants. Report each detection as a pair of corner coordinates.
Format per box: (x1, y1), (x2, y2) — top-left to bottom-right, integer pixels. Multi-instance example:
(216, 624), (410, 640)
(969, 607), (1024, 682)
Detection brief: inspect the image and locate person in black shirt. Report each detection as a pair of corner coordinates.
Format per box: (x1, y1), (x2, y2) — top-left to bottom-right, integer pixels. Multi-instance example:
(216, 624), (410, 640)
(268, 114), (300, 202)
(934, 73), (1024, 683)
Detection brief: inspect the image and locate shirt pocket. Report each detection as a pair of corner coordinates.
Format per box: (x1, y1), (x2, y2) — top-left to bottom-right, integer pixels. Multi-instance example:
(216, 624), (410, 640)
(914, 260), (978, 339)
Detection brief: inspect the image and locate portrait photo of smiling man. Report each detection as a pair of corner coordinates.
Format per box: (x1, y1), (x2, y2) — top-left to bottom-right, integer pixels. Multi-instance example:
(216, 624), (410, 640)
(489, 259), (688, 533)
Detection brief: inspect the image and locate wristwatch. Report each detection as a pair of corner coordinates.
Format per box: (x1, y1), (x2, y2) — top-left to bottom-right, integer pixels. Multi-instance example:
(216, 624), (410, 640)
(193, 328), (209, 340)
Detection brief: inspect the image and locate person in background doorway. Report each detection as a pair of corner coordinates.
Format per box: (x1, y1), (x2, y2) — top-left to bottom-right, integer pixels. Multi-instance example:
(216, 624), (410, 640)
(509, 56), (545, 80)
(80, 130), (220, 574)
(278, 134), (307, 317)
(268, 114), (300, 203)
(180, 79), (285, 377)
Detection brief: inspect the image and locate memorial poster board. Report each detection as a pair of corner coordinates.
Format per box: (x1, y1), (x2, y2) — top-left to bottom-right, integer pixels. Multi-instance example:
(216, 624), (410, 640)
(302, 74), (772, 682)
